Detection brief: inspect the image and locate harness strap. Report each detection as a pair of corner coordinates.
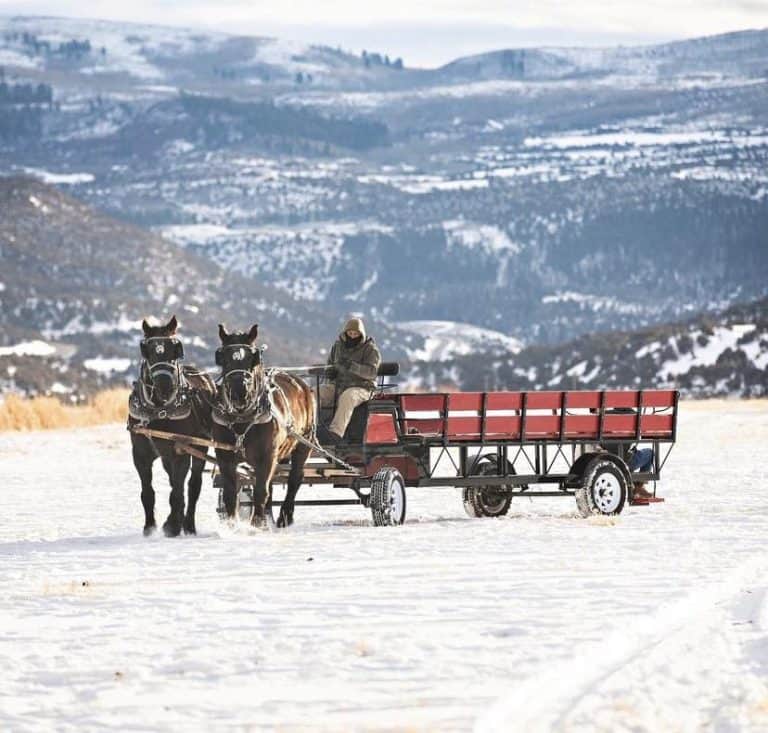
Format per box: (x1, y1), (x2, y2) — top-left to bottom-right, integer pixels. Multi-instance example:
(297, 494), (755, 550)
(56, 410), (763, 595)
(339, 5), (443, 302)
(284, 426), (359, 472)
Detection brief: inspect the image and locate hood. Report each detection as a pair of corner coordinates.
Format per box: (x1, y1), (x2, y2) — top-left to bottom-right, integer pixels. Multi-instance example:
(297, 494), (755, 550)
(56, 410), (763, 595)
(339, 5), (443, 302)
(341, 317), (366, 341)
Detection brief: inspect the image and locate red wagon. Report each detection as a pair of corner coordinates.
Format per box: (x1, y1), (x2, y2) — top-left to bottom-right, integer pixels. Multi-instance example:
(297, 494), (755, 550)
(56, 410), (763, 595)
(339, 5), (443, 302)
(220, 364), (679, 525)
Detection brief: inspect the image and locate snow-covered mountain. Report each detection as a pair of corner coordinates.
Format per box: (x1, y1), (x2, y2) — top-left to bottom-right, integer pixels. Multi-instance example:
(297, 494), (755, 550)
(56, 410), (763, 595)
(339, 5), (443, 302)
(1, 17), (766, 396)
(411, 296), (768, 397)
(0, 176), (338, 398)
(436, 29), (768, 83)
(0, 16), (414, 92)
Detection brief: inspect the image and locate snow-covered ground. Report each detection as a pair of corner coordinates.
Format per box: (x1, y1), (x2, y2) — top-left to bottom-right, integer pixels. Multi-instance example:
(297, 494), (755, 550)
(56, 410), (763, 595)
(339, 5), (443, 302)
(1, 399), (767, 731)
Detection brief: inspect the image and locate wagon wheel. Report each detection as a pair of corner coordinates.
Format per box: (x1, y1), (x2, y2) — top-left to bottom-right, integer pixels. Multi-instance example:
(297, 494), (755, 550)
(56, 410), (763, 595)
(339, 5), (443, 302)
(575, 458), (628, 517)
(370, 467), (407, 526)
(462, 456), (513, 518)
(215, 473), (257, 523)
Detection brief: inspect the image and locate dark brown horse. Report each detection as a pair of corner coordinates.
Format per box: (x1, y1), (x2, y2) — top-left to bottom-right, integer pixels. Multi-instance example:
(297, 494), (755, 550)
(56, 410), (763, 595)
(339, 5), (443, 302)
(128, 316), (216, 537)
(213, 323), (315, 528)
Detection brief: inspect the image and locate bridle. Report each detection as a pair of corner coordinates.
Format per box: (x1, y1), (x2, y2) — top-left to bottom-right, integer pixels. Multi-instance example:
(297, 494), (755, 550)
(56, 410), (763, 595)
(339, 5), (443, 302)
(216, 342), (267, 417)
(139, 336), (186, 407)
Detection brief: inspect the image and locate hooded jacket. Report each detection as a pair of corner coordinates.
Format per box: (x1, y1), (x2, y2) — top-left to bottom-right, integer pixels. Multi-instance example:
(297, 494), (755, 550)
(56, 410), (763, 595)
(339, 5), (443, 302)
(327, 318), (381, 391)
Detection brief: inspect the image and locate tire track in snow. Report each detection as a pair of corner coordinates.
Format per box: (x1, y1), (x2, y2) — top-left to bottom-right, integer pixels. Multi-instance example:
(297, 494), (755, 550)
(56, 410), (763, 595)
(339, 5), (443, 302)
(476, 557), (768, 733)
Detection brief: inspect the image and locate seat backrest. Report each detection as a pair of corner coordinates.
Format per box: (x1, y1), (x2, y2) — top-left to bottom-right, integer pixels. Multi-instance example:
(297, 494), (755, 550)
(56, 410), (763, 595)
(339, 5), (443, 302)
(378, 362), (399, 376)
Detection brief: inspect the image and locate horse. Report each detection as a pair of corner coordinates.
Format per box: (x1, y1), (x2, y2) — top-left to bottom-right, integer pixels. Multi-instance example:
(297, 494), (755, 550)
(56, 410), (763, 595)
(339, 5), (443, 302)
(212, 323), (316, 528)
(128, 315), (216, 537)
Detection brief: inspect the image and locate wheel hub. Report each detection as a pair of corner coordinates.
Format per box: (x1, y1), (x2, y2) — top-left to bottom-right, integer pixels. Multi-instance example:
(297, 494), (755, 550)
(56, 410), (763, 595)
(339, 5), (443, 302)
(593, 472), (621, 513)
(480, 489), (508, 512)
(388, 478), (404, 521)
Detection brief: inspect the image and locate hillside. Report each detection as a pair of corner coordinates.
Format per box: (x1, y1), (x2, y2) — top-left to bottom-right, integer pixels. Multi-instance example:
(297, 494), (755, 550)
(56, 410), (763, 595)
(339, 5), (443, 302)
(1, 18), (766, 396)
(2, 18), (765, 350)
(410, 296), (768, 397)
(0, 176), (336, 398)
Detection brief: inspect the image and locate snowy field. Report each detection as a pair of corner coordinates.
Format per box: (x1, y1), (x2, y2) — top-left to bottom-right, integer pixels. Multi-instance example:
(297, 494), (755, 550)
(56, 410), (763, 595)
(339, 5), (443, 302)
(1, 399), (767, 732)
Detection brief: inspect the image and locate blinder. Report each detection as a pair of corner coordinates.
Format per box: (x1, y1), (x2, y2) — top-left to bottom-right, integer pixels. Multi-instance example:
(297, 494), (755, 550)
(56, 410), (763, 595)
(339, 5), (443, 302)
(216, 344), (261, 370)
(140, 337), (184, 361)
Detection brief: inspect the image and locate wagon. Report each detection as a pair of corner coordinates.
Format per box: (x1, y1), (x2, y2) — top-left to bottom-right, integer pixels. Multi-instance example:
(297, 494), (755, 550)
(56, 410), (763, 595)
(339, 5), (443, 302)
(219, 363), (679, 526)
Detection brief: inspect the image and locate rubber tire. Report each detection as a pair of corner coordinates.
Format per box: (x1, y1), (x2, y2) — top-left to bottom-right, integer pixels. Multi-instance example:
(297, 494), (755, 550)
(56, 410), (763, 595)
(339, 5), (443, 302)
(462, 458), (513, 518)
(370, 467), (407, 526)
(575, 458), (628, 517)
(215, 481), (256, 523)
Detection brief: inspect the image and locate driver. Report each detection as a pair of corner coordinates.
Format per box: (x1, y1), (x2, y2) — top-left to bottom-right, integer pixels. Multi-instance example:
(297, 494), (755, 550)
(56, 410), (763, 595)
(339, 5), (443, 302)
(318, 317), (381, 444)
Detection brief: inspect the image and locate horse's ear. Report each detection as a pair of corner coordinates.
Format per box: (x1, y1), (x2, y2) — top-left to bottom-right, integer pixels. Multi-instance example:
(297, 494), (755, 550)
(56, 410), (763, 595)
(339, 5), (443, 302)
(167, 315), (178, 334)
(218, 323), (228, 342)
(141, 319), (151, 336)
(248, 324), (259, 344)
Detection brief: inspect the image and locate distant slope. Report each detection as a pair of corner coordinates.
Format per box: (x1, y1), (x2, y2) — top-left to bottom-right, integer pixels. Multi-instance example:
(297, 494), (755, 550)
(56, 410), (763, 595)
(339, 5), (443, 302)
(1, 17), (766, 391)
(410, 297), (768, 397)
(435, 28), (768, 82)
(0, 176), (334, 398)
(0, 15), (417, 93)
(1, 16), (765, 94)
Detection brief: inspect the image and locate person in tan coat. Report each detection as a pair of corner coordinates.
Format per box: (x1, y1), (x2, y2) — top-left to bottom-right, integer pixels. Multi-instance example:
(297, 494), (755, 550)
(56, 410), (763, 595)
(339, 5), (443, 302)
(318, 317), (381, 444)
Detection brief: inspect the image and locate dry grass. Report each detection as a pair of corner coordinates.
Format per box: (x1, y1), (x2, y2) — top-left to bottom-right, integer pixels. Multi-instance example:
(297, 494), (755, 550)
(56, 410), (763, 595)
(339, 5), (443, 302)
(0, 388), (129, 431)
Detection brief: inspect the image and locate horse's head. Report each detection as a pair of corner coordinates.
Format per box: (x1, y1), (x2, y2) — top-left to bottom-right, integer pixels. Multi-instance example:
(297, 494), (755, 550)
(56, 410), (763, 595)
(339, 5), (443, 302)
(216, 323), (264, 413)
(139, 315), (185, 405)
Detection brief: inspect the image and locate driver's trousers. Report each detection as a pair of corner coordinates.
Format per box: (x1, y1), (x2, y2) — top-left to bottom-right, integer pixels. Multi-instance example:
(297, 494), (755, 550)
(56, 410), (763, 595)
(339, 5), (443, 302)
(319, 384), (373, 437)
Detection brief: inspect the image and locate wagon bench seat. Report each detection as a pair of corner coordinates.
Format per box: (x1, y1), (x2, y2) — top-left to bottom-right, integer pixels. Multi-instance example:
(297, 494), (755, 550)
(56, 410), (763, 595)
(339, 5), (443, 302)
(364, 389), (677, 444)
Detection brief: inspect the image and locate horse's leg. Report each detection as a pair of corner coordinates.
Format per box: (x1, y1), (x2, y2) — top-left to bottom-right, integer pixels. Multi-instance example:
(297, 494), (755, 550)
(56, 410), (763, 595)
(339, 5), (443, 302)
(215, 449), (239, 520)
(278, 441), (311, 528)
(161, 452), (190, 537)
(183, 456), (205, 535)
(132, 435), (157, 536)
(247, 435), (278, 529)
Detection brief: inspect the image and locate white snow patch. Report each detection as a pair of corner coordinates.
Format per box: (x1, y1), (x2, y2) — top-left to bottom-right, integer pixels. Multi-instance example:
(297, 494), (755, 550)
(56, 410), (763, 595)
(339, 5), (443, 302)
(0, 340), (57, 357)
(399, 321), (523, 362)
(660, 326), (746, 377)
(636, 341), (662, 359)
(402, 177), (488, 194)
(252, 38), (325, 75)
(566, 360), (588, 378)
(24, 168), (95, 185)
(443, 220), (521, 256)
(43, 315), (139, 339)
(162, 224), (235, 244)
(581, 363), (601, 383)
(542, 291), (643, 315)
(28, 195), (48, 213)
(83, 357), (132, 374)
(344, 271), (378, 302)
(165, 139), (195, 156)
(524, 129), (733, 149)
(0, 47), (41, 69)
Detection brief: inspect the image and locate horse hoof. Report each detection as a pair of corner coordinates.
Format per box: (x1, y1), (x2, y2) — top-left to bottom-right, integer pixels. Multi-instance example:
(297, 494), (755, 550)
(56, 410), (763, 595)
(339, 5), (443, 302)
(183, 518), (196, 535)
(143, 524), (156, 537)
(277, 514), (293, 529)
(162, 520), (182, 538)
